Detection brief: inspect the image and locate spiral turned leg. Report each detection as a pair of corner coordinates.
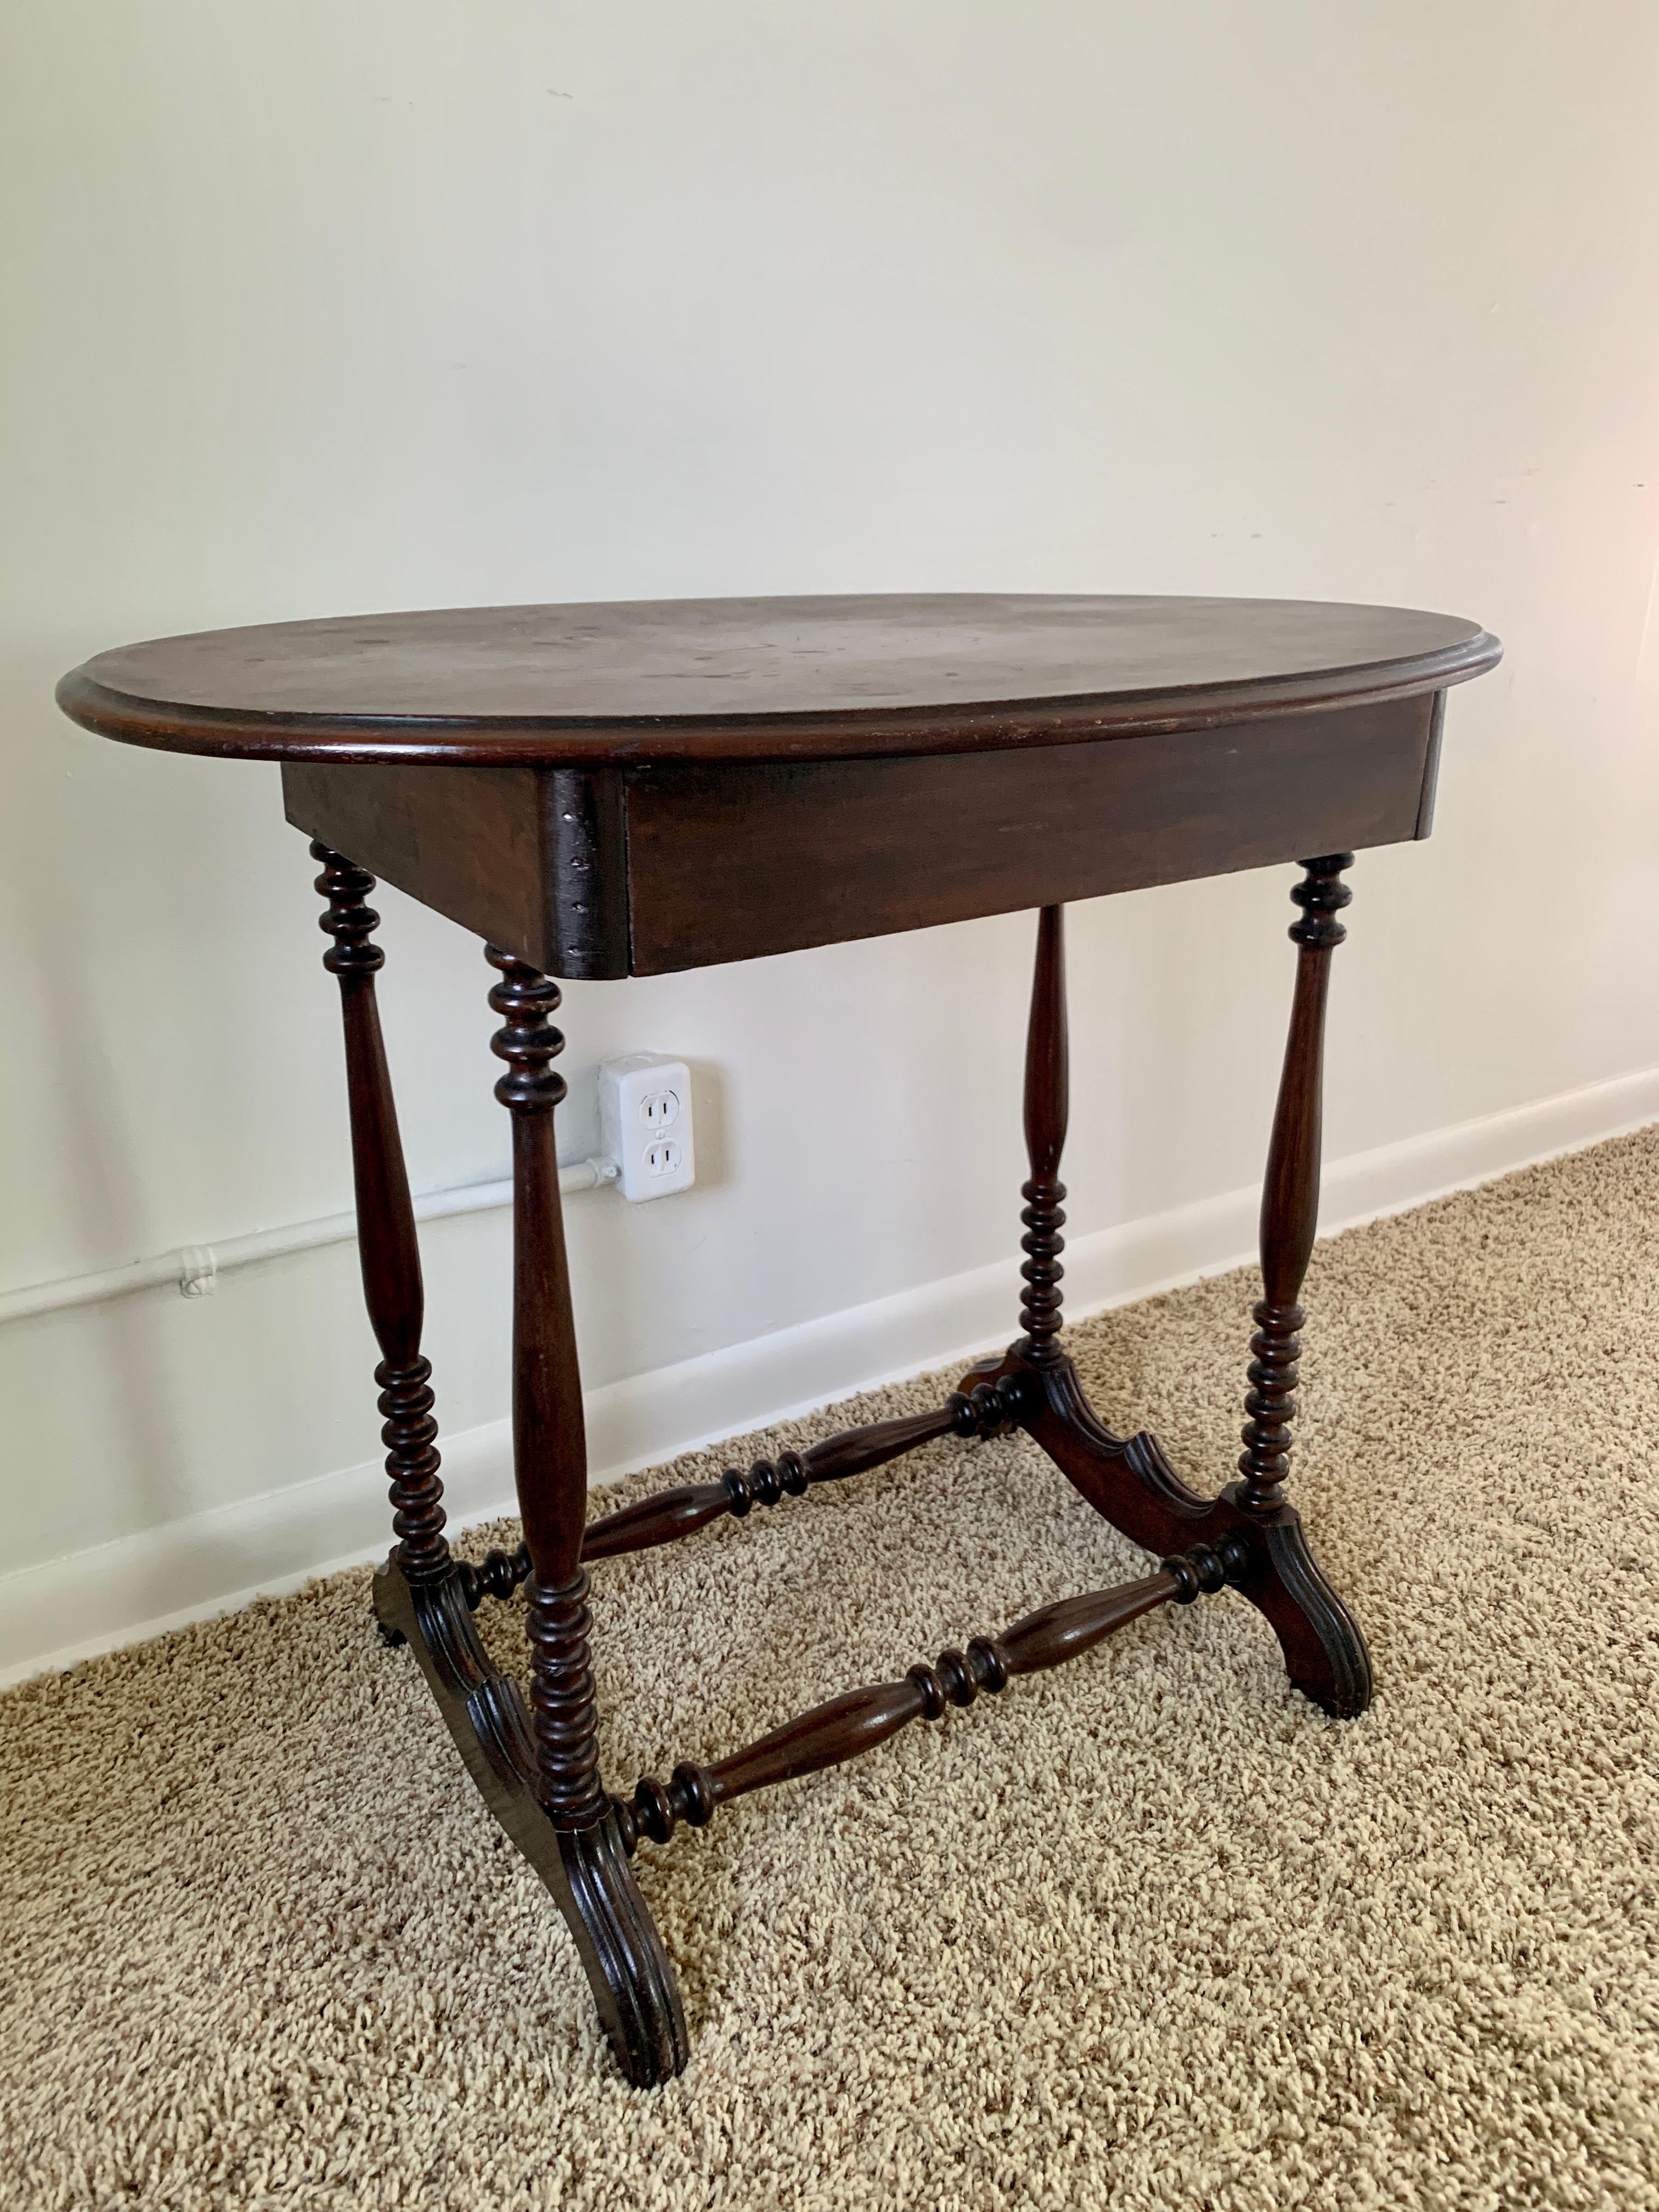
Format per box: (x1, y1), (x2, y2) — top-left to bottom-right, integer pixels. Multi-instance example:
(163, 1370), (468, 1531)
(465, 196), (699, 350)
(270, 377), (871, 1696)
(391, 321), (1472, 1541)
(523, 1571), (606, 1826)
(379, 1356), (445, 1579)
(1238, 856), (1348, 1513)
(1018, 905), (1069, 1362)
(334, 919), (685, 2085)
(484, 943), (688, 2083)
(953, 869), (1372, 1720)
(311, 843), (452, 1596)
(1231, 855), (1372, 1713)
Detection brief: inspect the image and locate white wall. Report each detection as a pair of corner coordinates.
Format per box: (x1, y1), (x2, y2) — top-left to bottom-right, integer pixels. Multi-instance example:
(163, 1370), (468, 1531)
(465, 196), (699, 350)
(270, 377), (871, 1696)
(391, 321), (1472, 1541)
(3, 2), (1658, 1674)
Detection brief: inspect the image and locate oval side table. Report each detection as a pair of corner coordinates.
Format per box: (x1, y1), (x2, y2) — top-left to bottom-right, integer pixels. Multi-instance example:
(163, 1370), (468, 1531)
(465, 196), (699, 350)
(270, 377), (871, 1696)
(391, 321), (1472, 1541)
(58, 592), (1502, 2085)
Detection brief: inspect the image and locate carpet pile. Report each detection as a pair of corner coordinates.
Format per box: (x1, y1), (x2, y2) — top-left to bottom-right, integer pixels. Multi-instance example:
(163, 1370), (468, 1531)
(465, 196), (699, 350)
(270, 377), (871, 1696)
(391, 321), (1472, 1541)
(3, 1132), (1657, 2209)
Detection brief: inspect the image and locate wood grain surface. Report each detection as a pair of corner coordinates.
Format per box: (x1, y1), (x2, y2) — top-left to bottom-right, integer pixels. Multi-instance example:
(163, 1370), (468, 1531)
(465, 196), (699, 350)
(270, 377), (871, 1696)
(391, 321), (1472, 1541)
(58, 593), (1499, 766)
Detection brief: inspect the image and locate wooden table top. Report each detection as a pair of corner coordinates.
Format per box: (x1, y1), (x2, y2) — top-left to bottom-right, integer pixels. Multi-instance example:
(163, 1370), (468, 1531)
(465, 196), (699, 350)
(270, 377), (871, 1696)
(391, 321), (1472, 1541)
(57, 594), (1498, 768)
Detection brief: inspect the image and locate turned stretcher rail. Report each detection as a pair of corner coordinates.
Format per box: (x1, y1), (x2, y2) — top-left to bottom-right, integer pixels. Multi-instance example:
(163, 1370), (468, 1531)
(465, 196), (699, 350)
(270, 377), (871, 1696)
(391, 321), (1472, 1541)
(614, 1537), (1246, 1853)
(455, 1379), (1026, 1606)
(59, 590), (1485, 2093)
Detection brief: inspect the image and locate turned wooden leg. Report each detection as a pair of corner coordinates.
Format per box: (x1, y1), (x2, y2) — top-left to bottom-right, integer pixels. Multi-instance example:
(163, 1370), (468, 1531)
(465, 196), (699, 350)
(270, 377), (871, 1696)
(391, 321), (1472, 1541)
(485, 950), (605, 1821)
(311, 844), (450, 1590)
(1240, 854), (1348, 1513)
(954, 882), (1372, 1719)
(484, 946), (688, 2083)
(1019, 905), (1069, 1363)
(318, 888), (685, 2083)
(1228, 853), (1373, 1709)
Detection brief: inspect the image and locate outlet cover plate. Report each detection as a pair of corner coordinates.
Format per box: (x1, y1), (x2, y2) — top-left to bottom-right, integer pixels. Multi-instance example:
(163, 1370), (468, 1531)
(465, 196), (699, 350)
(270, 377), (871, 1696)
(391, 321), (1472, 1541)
(598, 1053), (696, 1201)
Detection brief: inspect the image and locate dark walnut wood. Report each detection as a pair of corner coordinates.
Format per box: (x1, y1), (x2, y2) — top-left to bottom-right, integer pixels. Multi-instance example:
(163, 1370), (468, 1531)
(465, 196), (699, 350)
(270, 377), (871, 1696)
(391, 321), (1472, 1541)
(952, 1345), (1373, 1720)
(59, 595), (1499, 975)
(458, 1381), (1028, 1598)
(949, 895), (1372, 1718)
(279, 698), (1431, 977)
(582, 1386), (1020, 1561)
(58, 593), (1498, 764)
(1019, 905), (1068, 1364)
(312, 851), (682, 2081)
(617, 1539), (1245, 1852)
(455, 1541), (535, 1611)
(481, 943), (687, 2081)
(54, 595), (1497, 2086)
(1240, 856), (1353, 1516)
(371, 1558), (686, 2087)
(312, 845), (450, 1588)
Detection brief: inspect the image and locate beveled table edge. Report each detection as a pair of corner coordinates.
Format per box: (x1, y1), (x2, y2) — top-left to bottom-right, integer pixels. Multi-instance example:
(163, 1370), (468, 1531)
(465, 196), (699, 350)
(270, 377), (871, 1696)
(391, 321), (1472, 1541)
(56, 627), (1503, 768)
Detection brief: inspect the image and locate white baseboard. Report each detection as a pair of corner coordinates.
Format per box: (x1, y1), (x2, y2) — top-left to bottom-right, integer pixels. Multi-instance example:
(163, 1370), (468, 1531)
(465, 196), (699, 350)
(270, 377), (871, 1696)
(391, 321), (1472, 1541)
(4, 1064), (1655, 1688)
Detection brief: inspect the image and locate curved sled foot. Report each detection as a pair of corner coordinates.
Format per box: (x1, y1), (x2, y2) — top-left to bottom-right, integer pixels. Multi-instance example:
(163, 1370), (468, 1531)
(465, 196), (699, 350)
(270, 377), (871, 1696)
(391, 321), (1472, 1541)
(374, 1554), (689, 2085)
(1235, 1497), (1372, 1719)
(957, 1347), (1373, 1719)
(554, 1814), (688, 2086)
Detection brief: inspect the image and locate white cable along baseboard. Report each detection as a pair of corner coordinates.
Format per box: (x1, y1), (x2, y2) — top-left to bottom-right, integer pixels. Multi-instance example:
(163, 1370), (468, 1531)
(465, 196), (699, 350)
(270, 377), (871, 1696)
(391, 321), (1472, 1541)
(0, 1158), (618, 1326)
(2, 1064), (1655, 1687)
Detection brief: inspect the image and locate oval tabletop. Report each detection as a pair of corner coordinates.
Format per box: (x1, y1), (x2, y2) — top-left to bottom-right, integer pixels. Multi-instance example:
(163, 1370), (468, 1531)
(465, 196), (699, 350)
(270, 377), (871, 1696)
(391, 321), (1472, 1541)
(57, 594), (1499, 767)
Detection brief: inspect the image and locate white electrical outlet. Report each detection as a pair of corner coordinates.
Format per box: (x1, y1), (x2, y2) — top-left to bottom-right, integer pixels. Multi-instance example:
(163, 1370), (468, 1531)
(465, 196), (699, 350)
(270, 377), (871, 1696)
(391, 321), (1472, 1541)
(598, 1054), (696, 1201)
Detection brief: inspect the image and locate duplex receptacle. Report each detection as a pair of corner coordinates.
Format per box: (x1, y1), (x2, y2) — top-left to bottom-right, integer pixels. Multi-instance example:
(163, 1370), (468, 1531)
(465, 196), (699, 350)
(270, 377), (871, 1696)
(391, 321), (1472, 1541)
(598, 1053), (696, 1201)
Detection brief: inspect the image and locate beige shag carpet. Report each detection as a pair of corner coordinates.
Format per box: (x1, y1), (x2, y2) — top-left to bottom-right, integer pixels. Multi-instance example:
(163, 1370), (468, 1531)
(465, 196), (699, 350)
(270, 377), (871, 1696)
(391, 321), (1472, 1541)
(3, 1132), (1658, 2211)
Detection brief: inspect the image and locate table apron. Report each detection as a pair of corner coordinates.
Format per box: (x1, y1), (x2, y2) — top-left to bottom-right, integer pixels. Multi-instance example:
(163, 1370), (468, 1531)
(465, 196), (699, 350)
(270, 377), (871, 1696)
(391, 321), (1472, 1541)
(282, 693), (1438, 976)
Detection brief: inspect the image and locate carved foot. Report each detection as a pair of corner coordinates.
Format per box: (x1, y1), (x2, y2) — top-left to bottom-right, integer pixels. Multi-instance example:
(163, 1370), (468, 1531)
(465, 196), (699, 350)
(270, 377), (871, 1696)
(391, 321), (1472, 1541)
(373, 1555), (689, 2085)
(1229, 1498), (1372, 1719)
(957, 1347), (1373, 1719)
